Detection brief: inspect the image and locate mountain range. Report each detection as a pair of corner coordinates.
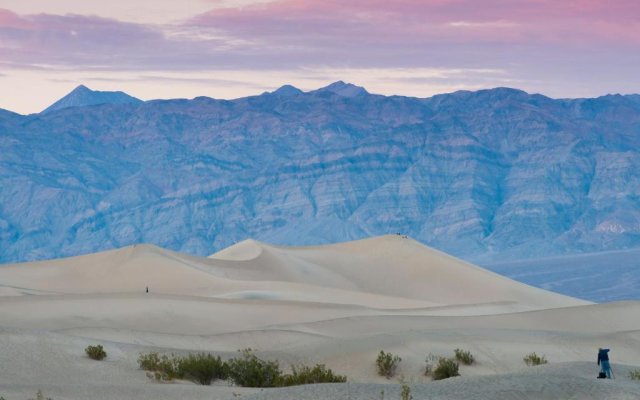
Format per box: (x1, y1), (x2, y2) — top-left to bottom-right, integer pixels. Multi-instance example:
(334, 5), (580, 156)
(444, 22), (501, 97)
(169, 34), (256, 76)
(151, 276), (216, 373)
(1, 82), (639, 265)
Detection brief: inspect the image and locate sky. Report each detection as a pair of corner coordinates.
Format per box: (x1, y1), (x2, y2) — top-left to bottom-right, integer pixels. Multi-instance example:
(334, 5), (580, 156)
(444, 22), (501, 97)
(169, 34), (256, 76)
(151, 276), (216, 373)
(1, 0), (639, 114)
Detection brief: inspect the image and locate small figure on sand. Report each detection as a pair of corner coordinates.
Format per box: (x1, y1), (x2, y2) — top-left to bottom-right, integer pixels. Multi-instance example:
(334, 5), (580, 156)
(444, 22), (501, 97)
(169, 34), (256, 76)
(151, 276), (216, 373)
(145, 286), (149, 294)
(597, 348), (612, 379)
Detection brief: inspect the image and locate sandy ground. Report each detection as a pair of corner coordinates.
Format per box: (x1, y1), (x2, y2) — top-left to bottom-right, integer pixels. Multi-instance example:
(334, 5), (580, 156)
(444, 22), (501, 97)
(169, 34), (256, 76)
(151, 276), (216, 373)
(0, 235), (639, 399)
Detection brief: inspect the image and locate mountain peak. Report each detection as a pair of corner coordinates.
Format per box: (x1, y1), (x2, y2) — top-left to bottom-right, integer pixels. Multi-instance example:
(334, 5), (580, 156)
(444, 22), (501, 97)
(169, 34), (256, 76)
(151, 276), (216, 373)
(42, 85), (142, 114)
(271, 84), (303, 97)
(480, 87), (529, 97)
(315, 81), (369, 97)
(72, 84), (91, 92)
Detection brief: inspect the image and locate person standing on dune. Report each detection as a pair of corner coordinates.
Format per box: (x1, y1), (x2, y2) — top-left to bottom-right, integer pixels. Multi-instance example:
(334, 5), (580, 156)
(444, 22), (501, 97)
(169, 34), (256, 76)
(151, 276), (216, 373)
(597, 348), (612, 379)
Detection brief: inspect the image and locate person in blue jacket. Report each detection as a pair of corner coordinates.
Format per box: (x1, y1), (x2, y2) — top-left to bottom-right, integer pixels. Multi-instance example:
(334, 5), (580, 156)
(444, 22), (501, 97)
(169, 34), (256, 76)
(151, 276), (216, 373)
(597, 348), (612, 379)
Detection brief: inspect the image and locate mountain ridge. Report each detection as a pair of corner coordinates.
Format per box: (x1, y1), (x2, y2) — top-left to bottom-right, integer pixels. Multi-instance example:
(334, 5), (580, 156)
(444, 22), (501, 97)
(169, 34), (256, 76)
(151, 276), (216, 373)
(1, 83), (640, 265)
(3, 82), (638, 116)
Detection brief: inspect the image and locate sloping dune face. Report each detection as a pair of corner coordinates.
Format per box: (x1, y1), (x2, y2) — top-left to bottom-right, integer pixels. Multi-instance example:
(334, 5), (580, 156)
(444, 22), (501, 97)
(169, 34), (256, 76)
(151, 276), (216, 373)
(209, 236), (588, 310)
(1, 236), (639, 400)
(0, 235), (585, 310)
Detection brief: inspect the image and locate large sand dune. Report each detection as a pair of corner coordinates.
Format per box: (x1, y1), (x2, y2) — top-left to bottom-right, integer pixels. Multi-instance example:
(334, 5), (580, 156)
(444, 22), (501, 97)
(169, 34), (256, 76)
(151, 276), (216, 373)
(0, 235), (639, 399)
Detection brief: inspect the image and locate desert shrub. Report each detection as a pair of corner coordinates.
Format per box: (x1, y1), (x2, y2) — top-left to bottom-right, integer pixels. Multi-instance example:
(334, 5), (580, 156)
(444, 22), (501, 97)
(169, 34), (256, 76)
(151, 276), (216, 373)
(138, 352), (227, 385)
(376, 350), (402, 378)
(400, 382), (412, 400)
(226, 349), (282, 387)
(453, 348), (475, 365)
(176, 353), (228, 385)
(432, 357), (460, 380)
(137, 349), (346, 388)
(277, 364), (346, 386)
(85, 344), (107, 360)
(523, 352), (547, 366)
(424, 353), (439, 376)
(629, 369), (640, 380)
(28, 390), (53, 400)
(138, 352), (179, 381)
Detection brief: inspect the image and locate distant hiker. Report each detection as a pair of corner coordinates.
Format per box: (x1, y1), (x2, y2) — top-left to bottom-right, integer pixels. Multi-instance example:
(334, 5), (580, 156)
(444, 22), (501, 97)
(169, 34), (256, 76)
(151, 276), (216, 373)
(597, 348), (612, 379)
(145, 286), (149, 294)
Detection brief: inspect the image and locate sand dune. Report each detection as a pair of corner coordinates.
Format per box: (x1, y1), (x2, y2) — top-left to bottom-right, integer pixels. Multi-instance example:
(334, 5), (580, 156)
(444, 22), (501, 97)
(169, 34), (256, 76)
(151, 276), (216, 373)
(0, 235), (638, 400)
(0, 235), (587, 309)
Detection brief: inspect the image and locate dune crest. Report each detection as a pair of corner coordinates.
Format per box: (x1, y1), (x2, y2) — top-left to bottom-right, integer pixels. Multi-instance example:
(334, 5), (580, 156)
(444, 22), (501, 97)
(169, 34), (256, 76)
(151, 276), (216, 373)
(209, 239), (265, 261)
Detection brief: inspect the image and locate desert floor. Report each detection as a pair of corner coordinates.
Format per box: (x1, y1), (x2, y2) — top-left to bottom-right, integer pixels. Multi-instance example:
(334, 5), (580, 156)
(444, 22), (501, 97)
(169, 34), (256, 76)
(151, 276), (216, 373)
(1, 235), (639, 399)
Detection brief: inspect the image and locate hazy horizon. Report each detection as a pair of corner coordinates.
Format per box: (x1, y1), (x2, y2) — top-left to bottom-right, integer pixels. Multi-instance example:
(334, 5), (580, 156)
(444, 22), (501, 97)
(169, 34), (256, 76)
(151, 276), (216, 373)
(5, 81), (640, 116)
(2, 0), (639, 114)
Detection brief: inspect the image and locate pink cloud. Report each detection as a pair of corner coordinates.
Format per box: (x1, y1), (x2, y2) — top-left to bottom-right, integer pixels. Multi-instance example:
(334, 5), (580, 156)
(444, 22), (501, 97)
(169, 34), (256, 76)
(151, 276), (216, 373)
(192, 0), (640, 45)
(1, 1), (639, 104)
(0, 8), (35, 29)
(0, 10), (234, 70)
(2, 1), (638, 73)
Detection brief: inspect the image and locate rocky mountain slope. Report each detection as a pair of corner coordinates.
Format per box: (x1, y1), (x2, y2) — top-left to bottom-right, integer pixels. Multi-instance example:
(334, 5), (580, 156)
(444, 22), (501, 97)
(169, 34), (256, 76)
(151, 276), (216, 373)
(1, 83), (639, 264)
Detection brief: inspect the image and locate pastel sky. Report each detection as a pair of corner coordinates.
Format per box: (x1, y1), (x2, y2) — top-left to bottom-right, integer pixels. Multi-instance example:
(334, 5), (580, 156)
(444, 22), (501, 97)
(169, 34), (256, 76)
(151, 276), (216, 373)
(1, 0), (639, 114)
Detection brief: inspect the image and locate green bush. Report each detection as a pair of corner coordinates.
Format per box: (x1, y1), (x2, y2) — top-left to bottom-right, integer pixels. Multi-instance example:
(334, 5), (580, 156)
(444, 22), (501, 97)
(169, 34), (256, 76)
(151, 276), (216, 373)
(629, 369), (640, 380)
(176, 353), (228, 385)
(226, 349), (282, 388)
(432, 357), (460, 380)
(138, 352), (179, 381)
(85, 344), (107, 361)
(453, 348), (475, 365)
(376, 350), (401, 378)
(137, 349), (348, 388)
(138, 352), (162, 371)
(28, 390), (53, 400)
(138, 352), (227, 385)
(400, 382), (412, 400)
(277, 364), (346, 386)
(424, 353), (439, 376)
(523, 352), (547, 366)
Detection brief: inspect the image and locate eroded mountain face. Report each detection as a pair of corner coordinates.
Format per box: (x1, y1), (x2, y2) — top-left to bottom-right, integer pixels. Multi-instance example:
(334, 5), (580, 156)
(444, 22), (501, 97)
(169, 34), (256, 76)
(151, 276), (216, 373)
(1, 84), (639, 263)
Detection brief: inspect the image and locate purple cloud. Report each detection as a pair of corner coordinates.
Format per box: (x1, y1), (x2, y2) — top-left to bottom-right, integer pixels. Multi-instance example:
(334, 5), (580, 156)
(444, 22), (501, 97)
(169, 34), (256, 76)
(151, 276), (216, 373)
(2, 1), (639, 72)
(0, 0), (639, 112)
(192, 0), (640, 46)
(187, 0), (640, 77)
(0, 9), (238, 70)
